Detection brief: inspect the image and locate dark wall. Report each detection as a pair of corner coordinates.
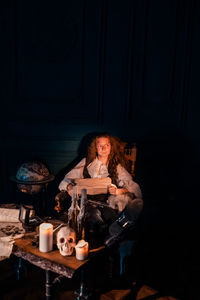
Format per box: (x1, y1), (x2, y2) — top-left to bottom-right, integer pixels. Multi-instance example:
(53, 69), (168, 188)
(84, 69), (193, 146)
(1, 1), (200, 295)
(0, 0), (199, 219)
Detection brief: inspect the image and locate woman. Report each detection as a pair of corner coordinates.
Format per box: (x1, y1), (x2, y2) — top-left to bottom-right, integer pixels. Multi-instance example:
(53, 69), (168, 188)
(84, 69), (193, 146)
(56, 133), (143, 278)
(57, 133), (142, 213)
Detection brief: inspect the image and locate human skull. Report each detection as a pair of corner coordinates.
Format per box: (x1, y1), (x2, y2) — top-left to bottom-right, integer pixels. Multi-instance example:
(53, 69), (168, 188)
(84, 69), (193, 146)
(56, 226), (76, 256)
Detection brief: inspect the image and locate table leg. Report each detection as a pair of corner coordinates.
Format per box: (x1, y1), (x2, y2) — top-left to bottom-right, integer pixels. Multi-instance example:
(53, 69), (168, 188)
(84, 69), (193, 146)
(45, 270), (52, 300)
(16, 257), (27, 280)
(75, 269), (90, 300)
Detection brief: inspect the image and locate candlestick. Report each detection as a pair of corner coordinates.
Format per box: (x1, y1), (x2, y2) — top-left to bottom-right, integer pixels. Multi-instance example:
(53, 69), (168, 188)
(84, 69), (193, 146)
(75, 240), (89, 260)
(39, 223), (53, 252)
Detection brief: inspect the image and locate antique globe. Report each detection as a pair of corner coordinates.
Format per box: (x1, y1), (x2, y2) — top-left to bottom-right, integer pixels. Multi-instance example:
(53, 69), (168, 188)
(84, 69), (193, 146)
(10, 161), (55, 195)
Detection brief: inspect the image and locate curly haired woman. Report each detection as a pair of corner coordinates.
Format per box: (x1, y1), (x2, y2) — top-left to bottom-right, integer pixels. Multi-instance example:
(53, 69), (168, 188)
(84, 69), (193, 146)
(57, 132), (143, 213)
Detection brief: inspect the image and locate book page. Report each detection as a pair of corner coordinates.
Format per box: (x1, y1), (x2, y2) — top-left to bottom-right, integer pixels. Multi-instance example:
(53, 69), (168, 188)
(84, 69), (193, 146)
(0, 208), (20, 222)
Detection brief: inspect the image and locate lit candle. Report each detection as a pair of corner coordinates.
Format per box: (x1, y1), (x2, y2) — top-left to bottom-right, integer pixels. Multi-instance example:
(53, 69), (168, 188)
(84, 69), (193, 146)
(75, 240), (89, 260)
(39, 223), (53, 253)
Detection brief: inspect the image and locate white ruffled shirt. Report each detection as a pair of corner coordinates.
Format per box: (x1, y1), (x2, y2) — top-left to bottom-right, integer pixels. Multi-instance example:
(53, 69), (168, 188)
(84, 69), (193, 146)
(58, 157), (142, 198)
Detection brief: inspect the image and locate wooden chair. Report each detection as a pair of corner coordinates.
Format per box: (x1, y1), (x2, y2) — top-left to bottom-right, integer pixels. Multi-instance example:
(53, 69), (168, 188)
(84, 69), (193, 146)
(110, 141), (139, 277)
(122, 142), (137, 177)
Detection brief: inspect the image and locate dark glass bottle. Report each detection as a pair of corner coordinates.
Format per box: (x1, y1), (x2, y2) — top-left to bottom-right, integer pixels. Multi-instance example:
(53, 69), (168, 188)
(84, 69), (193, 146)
(77, 188), (87, 241)
(68, 186), (79, 237)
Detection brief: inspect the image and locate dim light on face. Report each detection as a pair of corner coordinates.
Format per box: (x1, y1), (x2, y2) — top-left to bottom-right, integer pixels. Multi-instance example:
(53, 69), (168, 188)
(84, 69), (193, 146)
(96, 137), (111, 159)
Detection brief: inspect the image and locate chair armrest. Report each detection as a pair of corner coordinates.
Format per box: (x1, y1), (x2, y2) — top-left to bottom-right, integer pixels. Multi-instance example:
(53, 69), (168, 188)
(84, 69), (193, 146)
(54, 191), (68, 213)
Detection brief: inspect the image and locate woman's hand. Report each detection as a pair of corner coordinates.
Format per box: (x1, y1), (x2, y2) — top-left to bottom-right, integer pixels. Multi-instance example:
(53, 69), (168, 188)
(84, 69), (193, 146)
(108, 184), (117, 195)
(108, 184), (128, 195)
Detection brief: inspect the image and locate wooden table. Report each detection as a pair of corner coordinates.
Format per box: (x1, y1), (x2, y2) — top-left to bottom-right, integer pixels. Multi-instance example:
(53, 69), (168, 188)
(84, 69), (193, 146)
(13, 233), (105, 299)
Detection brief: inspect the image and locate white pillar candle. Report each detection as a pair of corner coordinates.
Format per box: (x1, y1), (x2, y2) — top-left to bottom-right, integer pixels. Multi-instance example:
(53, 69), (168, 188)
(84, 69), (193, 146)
(39, 223), (53, 253)
(75, 240), (89, 260)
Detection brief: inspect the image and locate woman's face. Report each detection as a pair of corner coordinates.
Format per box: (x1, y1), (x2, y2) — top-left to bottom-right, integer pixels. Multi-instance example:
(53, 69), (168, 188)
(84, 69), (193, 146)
(96, 137), (111, 160)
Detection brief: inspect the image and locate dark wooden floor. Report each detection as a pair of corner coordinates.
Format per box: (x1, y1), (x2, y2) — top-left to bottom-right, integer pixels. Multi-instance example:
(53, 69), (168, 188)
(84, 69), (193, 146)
(0, 256), (80, 300)
(0, 244), (195, 300)
(0, 256), (136, 300)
